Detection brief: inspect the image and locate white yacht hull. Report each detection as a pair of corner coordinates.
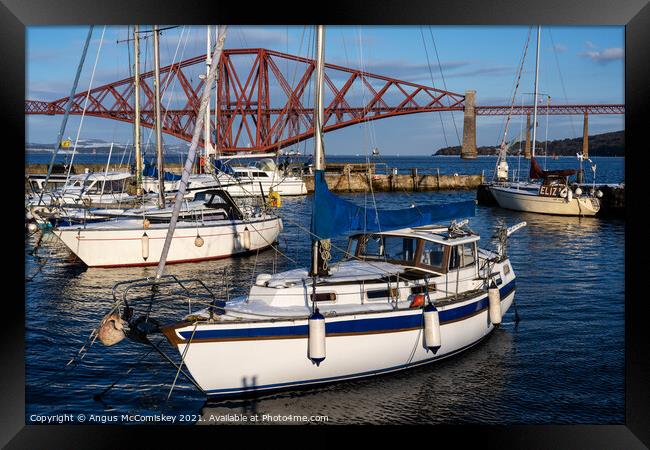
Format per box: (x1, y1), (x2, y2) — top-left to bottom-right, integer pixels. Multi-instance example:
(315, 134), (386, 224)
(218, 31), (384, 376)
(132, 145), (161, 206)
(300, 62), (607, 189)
(55, 216), (282, 268)
(490, 186), (599, 216)
(163, 282), (515, 397)
(215, 175), (307, 197)
(142, 174), (307, 198)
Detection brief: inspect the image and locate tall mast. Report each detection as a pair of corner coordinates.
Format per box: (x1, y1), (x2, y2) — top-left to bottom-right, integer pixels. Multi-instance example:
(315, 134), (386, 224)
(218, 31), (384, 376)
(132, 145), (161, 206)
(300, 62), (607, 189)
(153, 25), (165, 207)
(133, 25), (142, 194)
(204, 25), (213, 162)
(313, 25), (325, 171)
(154, 26), (228, 280)
(531, 25), (541, 159)
(310, 25), (325, 277)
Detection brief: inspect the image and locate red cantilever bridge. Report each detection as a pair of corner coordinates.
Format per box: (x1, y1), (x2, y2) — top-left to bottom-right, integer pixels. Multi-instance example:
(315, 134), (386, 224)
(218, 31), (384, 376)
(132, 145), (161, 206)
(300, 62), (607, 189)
(25, 48), (624, 154)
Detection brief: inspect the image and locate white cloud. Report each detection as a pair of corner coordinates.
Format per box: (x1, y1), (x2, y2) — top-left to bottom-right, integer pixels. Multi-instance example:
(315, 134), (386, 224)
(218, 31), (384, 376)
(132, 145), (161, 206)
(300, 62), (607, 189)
(553, 43), (568, 53)
(579, 47), (624, 63)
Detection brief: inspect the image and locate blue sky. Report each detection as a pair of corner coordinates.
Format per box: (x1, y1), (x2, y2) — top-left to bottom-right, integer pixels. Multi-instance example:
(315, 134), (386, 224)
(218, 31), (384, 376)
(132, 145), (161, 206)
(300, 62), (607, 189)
(26, 25), (624, 155)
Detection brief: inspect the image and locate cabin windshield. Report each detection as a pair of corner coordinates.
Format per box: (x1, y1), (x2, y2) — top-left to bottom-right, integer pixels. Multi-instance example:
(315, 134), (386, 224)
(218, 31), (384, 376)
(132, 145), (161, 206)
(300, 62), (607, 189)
(356, 234), (417, 265)
(86, 179), (126, 194)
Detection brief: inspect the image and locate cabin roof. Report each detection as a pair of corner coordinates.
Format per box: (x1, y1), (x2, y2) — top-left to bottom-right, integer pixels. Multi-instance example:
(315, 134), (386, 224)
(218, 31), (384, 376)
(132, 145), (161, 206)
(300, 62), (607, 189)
(68, 172), (132, 182)
(355, 225), (480, 246)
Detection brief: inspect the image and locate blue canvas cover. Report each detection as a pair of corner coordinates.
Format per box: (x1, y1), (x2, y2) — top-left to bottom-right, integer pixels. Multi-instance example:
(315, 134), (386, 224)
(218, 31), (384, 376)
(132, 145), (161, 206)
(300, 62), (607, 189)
(142, 161), (182, 181)
(310, 170), (475, 241)
(213, 159), (235, 175)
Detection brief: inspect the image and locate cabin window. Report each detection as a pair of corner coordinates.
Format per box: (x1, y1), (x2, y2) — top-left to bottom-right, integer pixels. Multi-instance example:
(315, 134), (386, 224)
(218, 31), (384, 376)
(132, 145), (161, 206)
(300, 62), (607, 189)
(419, 240), (445, 271)
(383, 236), (416, 263)
(359, 235), (382, 258)
(461, 243), (476, 268)
(448, 245), (462, 270)
(357, 235), (416, 264)
(448, 244), (475, 270)
(346, 238), (359, 259)
(257, 172), (269, 177)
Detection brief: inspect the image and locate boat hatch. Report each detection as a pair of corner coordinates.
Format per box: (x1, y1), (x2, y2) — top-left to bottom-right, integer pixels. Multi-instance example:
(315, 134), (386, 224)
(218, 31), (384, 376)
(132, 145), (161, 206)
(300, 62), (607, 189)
(202, 189), (244, 220)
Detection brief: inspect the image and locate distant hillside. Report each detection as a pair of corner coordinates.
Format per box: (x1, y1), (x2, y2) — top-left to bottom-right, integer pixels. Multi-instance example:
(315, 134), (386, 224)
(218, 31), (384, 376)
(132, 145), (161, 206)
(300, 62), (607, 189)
(435, 130), (624, 157)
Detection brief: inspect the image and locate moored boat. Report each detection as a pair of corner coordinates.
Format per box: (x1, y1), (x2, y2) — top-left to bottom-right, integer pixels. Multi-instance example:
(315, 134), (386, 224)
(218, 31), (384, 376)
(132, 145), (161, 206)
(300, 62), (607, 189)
(54, 189), (282, 267)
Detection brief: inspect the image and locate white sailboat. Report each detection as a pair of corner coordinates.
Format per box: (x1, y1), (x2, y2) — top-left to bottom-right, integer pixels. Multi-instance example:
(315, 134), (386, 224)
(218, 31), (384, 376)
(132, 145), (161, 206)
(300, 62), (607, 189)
(55, 189), (281, 267)
(489, 26), (601, 217)
(100, 26), (526, 398)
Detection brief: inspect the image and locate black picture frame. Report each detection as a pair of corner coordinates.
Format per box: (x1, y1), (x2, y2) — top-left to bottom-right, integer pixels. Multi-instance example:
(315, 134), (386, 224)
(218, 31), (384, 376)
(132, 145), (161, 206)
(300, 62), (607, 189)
(5, 0), (648, 446)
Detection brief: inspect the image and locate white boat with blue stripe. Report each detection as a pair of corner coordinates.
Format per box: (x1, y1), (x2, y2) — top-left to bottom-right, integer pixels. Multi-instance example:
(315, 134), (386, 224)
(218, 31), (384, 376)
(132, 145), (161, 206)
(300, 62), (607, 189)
(150, 220), (523, 397)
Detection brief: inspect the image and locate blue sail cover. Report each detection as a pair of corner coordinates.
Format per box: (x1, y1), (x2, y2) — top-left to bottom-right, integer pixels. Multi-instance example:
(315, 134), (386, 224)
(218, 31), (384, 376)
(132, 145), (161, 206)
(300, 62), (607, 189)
(213, 159), (235, 175)
(142, 161), (182, 181)
(310, 170), (475, 241)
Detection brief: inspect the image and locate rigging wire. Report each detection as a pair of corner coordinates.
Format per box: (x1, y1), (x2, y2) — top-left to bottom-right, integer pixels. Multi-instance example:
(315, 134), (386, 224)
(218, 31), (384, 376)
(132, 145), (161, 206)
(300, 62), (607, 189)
(427, 26), (462, 146)
(419, 27), (449, 149)
(548, 28), (578, 138)
(65, 26), (108, 183)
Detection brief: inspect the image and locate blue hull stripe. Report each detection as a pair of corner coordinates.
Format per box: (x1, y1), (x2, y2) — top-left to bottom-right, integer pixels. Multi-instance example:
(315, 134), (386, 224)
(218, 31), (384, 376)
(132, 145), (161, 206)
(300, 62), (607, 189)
(204, 331), (493, 396)
(179, 280), (516, 341)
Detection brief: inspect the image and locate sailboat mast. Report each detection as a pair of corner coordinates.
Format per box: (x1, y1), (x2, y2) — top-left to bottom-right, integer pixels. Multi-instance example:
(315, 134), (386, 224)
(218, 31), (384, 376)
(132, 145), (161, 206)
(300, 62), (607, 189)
(153, 25), (165, 208)
(313, 25), (325, 171)
(531, 25), (541, 159)
(204, 25), (213, 163)
(311, 25), (325, 277)
(133, 25), (142, 195)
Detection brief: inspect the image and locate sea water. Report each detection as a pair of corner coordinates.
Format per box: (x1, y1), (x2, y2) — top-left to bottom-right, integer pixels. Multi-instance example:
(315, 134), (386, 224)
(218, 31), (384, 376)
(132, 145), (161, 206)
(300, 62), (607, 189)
(24, 157), (624, 425)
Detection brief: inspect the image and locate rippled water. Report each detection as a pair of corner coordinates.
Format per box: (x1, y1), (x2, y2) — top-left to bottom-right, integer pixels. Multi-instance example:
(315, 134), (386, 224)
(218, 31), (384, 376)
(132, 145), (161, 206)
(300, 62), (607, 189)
(25, 159), (624, 425)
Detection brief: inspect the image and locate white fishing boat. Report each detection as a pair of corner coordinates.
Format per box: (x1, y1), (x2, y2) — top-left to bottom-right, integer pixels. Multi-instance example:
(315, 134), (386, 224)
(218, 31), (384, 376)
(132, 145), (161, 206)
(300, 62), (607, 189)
(98, 25), (526, 399)
(55, 189), (281, 267)
(213, 158), (307, 197)
(489, 26), (601, 217)
(140, 158), (307, 199)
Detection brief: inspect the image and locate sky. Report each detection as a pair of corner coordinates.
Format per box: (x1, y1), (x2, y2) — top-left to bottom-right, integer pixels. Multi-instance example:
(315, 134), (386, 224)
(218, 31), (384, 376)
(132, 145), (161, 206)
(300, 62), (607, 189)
(26, 25), (624, 155)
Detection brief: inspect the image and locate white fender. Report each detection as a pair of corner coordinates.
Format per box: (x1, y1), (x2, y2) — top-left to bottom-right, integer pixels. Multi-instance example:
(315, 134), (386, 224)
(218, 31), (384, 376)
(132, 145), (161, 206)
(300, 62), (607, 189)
(488, 285), (502, 325)
(194, 235), (204, 247)
(141, 232), (149, 261)
(241, 227), (251, 250)
(308, 309), (326, 366)
(566, 188), (573, 203)
(423, 303), (441, 353)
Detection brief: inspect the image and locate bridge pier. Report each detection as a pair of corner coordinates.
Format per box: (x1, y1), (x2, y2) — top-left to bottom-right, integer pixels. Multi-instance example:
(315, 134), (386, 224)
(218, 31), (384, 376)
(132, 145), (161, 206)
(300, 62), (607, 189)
(461, 90), (477, 160)
(582, 111), (589, 159)
(524, 113), (531, 159)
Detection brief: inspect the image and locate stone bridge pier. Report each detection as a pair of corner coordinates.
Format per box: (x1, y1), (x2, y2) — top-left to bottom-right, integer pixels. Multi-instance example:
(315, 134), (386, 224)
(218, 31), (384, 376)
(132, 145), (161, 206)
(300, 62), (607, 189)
(461, 90), (477, 159)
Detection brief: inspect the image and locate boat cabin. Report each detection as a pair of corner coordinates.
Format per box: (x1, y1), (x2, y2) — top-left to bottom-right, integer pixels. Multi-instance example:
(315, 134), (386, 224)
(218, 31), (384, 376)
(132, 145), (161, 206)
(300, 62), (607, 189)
(62, 172), (132, 195)
(199, 189), (245, 221)
(345, 225), (480, 276)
